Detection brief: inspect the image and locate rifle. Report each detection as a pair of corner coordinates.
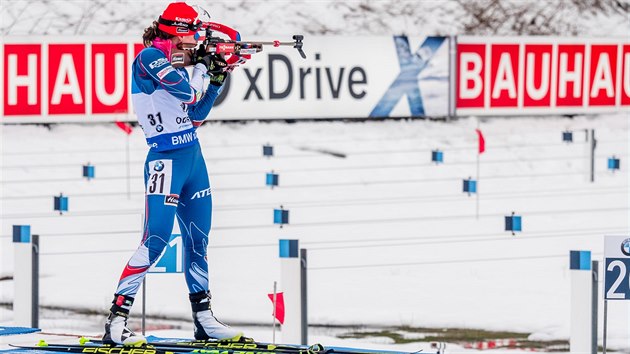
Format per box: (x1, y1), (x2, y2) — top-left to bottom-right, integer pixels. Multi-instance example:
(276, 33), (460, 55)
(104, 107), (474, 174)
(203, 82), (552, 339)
(195, 21), (306, 69)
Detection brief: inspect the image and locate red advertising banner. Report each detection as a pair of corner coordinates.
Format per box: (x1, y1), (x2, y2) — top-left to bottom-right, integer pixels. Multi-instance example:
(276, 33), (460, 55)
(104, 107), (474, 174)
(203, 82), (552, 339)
(523, 44), (552, 107)
(588, 44), (617, 106)
(3, 44), (42, 116)
(457, 43), (485, 109)
(1, 39), (134, 122)
(91, 43), (128, 114)
(456, 37), (630, 115)
(48, 44), (86, 115)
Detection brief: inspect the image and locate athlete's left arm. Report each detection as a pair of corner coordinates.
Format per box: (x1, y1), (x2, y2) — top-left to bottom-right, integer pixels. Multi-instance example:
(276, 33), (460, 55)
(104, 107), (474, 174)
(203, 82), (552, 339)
(187, 84), (222, 127)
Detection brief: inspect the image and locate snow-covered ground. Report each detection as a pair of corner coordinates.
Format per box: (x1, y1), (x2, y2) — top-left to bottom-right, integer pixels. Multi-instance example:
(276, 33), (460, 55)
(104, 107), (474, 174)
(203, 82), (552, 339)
(1, 114), (629, 351)
(1, 0), (630, 352)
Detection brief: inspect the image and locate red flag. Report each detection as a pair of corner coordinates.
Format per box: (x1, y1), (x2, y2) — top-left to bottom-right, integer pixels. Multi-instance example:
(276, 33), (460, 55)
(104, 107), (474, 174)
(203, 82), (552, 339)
(115, 121), (134, 135)
(267, 292), (285, 324)
(475, 128), (485, 154)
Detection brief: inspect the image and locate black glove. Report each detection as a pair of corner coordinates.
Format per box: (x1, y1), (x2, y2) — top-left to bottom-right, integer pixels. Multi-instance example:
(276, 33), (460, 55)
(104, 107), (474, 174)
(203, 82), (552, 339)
(205, 55), (228, 75)
(209, 71), (228, 87)
(194, 44), (208, 65)
(194, 45), (229, 86)
(204, 55), (229, 86)
(196, 51), (227, 73)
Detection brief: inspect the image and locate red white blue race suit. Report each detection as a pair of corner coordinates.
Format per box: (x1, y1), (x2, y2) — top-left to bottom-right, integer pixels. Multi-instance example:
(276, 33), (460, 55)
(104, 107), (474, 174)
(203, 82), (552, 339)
(115, 46), (221, 297)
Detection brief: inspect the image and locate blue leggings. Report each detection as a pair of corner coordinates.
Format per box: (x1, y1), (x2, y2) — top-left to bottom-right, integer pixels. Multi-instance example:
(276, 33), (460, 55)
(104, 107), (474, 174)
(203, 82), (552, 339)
(115, 142), (212, 297)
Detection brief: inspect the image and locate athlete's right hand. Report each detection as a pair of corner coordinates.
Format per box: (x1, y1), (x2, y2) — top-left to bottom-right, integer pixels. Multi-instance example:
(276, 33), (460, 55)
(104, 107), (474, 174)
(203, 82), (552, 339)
(193, 44), (208, 66)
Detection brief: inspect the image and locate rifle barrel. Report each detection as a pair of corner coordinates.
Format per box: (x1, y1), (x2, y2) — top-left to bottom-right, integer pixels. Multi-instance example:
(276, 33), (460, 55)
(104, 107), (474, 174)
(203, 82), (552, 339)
(237, 41), (295, 46)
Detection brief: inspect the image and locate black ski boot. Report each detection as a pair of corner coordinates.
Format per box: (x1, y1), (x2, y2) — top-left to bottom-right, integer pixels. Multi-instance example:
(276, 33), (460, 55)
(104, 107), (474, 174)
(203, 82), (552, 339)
(190, 291), (243, 341)
(103, 294), (147, 346)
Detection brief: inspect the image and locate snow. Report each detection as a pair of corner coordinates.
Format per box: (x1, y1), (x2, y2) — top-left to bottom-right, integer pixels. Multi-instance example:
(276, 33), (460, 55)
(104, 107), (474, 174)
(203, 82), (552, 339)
(1, 0), (630, 352)
(1, 114), (629, 352)
(1, 0), (629, 38)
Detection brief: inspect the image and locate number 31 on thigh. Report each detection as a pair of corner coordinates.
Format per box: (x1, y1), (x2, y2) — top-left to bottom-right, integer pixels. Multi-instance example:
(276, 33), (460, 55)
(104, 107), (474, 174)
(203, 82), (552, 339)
(147, 160), (173, 195)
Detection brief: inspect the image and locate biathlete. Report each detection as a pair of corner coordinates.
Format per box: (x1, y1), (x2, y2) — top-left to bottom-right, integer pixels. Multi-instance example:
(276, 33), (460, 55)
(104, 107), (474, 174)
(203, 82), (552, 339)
(103, 2), (242, 346)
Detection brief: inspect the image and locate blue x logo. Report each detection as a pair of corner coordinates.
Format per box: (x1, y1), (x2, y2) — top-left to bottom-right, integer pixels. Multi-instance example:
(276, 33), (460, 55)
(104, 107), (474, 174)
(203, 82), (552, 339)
(370, 36), (446, 118)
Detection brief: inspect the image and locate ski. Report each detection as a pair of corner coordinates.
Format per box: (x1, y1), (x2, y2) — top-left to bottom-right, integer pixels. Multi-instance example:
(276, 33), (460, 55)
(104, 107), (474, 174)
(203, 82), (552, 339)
(9, 340), (410, 354)
(9, 343), (315, 354)
(142, 339), (317, 354)
(9, 343), (182, 354)
(84, 338), (322, 354)
(9, 341), (322, 354)
(141, 341), (406, 354)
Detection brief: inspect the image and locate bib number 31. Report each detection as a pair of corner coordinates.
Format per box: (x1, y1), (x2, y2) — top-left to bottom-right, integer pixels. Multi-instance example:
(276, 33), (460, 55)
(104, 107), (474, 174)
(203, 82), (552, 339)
(147, 160), (173, 195)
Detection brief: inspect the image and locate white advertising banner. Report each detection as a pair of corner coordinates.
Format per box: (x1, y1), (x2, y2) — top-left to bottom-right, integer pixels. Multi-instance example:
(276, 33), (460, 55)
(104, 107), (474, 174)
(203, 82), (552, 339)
(456, 36), (630, 116)
(0, 36), (450, 123)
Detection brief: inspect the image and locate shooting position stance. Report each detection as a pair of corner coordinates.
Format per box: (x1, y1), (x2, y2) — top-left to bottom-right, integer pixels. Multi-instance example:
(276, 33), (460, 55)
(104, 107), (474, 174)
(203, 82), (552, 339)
(103, 1), (304, 347)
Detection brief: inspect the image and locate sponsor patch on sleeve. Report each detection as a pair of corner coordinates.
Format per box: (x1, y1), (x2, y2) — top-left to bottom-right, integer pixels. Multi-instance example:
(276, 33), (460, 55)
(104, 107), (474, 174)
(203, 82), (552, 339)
(148, 57), (169, 69)
(157, 66), (175, 79)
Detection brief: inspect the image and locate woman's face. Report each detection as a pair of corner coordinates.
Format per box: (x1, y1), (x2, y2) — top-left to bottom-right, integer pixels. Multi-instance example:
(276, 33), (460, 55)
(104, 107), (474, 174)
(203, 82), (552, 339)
(172, 35), (197, 50)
